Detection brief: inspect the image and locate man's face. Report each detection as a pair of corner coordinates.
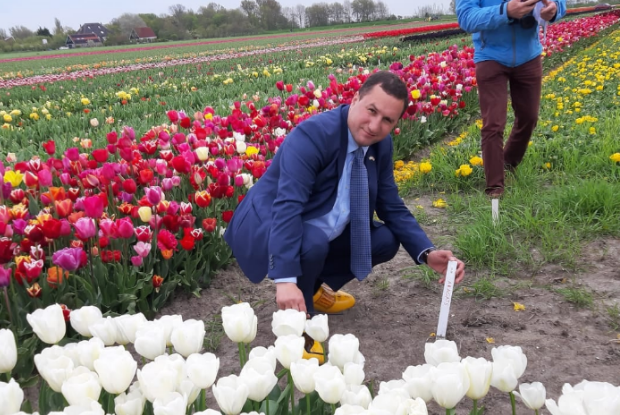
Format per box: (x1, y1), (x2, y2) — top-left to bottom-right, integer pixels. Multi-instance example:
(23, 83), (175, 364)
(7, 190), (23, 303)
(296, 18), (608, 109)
(347, 84), (404, 147)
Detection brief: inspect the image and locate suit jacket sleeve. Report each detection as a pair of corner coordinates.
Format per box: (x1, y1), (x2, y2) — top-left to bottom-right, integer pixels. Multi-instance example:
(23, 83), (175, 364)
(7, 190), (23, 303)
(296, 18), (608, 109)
(375, 137), (434, 264)
(268, 122), (326, 279)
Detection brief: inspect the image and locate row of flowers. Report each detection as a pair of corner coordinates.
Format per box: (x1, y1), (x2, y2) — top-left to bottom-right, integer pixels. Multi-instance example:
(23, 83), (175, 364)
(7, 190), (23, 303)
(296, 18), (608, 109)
(2, 303), (618, 415)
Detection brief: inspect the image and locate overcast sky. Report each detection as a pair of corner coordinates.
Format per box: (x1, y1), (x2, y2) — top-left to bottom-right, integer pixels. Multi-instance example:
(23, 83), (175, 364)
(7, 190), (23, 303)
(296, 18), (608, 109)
(1, 0), (450, 32)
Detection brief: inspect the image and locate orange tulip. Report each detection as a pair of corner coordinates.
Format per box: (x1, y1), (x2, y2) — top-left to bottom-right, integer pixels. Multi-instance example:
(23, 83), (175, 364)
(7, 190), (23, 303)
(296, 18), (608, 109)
(55, 199), (73, 218)
(47, 266), (70, 288)
(161, 249), (173, 260)
(49, 187), (66, 202)
(68, 211), (86, 224)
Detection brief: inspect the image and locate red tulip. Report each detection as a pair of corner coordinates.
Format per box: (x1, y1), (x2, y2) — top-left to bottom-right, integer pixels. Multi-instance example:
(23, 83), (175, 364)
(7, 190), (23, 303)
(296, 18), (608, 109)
(42, 140), (56, 155)
(202, 218), (217, 233)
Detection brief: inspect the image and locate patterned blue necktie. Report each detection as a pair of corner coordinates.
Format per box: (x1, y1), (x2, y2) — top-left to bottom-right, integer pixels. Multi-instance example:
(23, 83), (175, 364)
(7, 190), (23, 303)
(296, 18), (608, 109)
(350, 147), (372, 280)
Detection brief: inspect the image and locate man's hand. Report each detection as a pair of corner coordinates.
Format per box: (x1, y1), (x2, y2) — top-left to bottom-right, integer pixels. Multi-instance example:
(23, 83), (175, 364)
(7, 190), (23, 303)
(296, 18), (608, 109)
(507, 0), (540, 19)
(276, 282), (308, 314)
(539, 0), (557, 21)
(426, 250), (465, 284)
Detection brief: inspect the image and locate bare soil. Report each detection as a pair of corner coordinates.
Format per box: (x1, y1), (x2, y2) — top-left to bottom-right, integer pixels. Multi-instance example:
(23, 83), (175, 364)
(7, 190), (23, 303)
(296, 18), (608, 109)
(160, 195), (620, 415)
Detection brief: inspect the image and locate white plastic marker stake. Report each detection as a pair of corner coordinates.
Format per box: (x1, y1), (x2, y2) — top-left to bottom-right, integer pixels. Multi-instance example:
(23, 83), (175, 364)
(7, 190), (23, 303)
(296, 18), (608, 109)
(492, 198), (499, 225)
(436, 260), (458, 340)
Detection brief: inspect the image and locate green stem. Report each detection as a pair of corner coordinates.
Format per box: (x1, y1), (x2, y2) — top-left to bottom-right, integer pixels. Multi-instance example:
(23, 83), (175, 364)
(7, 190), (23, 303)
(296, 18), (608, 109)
(473, 399), (478, 413)
(288, 370), (295, 415)
(445, 408), (456, 415)
(4, 372), (11, 382)
(510, 391), (517, 415)
(331, 403), (336, 415)
(107, 392), (115, 414)
(3, 287), (12, 326)
(321, 341), (327, 365)
(266, 398), (270, 415)
(306, 394), (310, 415)
(237, 342), (246, 368)
(535, 410), (539, 415)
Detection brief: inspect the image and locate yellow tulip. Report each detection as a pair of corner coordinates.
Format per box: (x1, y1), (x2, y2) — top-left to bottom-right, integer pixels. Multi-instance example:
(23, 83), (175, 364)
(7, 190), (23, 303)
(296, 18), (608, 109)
(138, 207), (152, 223)
(4, 170), (24, 187)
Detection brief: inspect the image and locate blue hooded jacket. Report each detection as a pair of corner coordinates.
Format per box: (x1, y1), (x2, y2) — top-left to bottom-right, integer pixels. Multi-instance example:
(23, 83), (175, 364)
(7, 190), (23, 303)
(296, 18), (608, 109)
(456, 0), (566, 67)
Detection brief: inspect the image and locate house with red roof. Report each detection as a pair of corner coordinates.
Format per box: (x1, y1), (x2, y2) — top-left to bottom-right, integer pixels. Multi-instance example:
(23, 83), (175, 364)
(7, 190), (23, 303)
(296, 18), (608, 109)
(129, 27), (157, 43)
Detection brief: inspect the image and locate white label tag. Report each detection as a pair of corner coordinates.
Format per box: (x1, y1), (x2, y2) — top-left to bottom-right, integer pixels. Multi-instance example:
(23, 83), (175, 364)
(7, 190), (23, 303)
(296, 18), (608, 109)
(492, 198), (499, 225)
(436, 260), (457, 339)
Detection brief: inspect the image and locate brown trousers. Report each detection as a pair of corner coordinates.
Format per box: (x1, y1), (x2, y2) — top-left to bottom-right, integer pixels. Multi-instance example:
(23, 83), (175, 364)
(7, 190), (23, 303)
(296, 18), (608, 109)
(475, 56), (543, 193)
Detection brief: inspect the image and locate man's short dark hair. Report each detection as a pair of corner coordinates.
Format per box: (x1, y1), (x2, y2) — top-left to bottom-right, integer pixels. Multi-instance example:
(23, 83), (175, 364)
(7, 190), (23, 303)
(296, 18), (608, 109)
(358, 70), (409, 118)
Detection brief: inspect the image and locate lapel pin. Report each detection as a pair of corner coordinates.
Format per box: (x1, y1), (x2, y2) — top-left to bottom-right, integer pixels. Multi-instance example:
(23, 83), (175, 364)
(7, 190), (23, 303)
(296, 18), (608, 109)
(369, 156), (375, 161)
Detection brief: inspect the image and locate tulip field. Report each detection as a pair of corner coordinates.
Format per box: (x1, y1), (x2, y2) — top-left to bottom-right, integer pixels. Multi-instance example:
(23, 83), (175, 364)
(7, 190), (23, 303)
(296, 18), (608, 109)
(1, 9), (620, 415)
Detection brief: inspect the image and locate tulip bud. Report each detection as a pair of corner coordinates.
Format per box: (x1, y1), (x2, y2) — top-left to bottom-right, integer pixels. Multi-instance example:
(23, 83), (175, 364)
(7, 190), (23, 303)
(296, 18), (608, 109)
(115, 313), (147, 345)
(26, 304), (66, 345)
(305, 314), (329, 343)
(424, 339), (461, 366)
(340, 384), (372, 409)
(138, 206), (153, 223)
(212, 375), (250, 415)
(402, 364), (434, 403)
(70, 305), (103, 338)
(186, 352), (219, 389)
(196, 147), (209, 161)
(490, 345), (527, 393)
(328, 334), (360, 370)
(0, 329), (18, 374)
(462, 356), (493, 400)
(343, 362), (365, 386)
(76, 337), (105, 371)
(221, 302), (257, 344)
(93, 345), (137, 395)
(513, 382), (546, 410)
(313, 364), (347, 404)
(170, 319), (205, 357)
(134, 322), (167, 361)
(153, 391), (187, 415)
(248, 346), (277, 371)
(61, 366), (102, 406)
(290, 358), (319, 394)
(89, 316), (119, 346)
(0, 378), (24, 415)
(334, 404), (366, 415)
(271, 309), (306, 337)
(137, 359), (178, 403)
(115, 387), (146, 415)
(239, 357), (278, 402)
(430, 362), (470, 409)
(274, 335), (305, 369)
(34, 351), (74, 393)
(155, 315), (183, 347)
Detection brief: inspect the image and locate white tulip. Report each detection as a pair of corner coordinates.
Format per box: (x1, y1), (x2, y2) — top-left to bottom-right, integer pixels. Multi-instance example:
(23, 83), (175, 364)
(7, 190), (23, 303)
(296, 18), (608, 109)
(115, 387), (146, 415)
(0, 329), (17, 374)
(430, 362), (470, 409)
(402, 364), (434, 403)
(34, 352), (74, 393)
(26, 304), (66, 344)
(93, 346), (137, 394)
(240, 413), (264, 415)
(0, 378), (24, 415)
(577, 380), (620, 414)
(170, 319), (205, 357)
(490, 359), (519, 393)
(491, 345), (527, 378)
(212, 375), (250, 415)
(62, 400), (105, 415)
(305, 314), (329, 343)
(334, 404), (367, 415)
(378, 380), (408, 398)
(221, 303), (257, 344)
(75, 337), (105, 371)
(274, 335), (305, 369)
(69, 306), (103, 337)
(239, 357), (278, 401)
(155, 315), (183, 347)
(89, 316), (119, 346)
(114, 313), (147, 345)
(137, 360), (178, 403)
(61, 366), (102, 406)
(328, 334), (360, 370)
(462, 356), (493, 400)
(340, 384), (372, 409)
(271, 309), (306, 337)
(513, 382), (546, 410)
(395, 398), (428, 415)
(157, 354), (187, 389)
(177, 378), (201, 407)
(545, 383), (587, 415)
(424, 339), (461, 366)
(186, 353), (219, 389)
(196, 147), (210, 161)
(134, 322), (167, 360)
(368, 392), (405, 414)
(290, 358), (319, 394)
(154, 391), (187, 415)
(236, 141), (247, 154)
(61, 343), (82, 369)
(248, 346), (276, 371)
(344, 362), (365, 386)
(313, 364), (347, 404)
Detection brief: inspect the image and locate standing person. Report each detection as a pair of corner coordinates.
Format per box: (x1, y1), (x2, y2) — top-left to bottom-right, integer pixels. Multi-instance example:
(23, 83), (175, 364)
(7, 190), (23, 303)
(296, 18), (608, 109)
(456, 0), (566, 197)
(224, 71), (466, 356)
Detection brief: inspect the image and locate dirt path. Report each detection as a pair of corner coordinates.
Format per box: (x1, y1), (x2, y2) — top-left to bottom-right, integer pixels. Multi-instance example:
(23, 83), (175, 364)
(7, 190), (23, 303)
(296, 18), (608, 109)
(159, 195), (620, 414)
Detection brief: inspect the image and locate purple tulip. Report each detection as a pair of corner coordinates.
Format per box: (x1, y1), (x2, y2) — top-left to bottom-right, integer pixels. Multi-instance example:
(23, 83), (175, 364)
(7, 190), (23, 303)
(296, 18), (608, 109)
(145, 186), (163, 206)
(52, 247), (83, 271)
(0, 265), (11, 287)
(2, 183), (11, 200)
(12, 219), (27, 235)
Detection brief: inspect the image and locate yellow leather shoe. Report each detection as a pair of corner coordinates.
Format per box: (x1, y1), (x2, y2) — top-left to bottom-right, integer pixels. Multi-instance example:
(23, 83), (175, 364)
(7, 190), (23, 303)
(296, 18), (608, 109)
(313, 283), (356, 314)
(302, 334), (325, 365)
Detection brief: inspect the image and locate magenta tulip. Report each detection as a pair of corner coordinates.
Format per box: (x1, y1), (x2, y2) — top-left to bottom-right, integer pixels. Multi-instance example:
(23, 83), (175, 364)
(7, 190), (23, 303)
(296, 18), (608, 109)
(145, 186), (163, 206)
(74, 218), (96, 240)
(52, 247), (84, 271)
(116, 218), (134, 239)
(0, 265), (10, 287)
(83, 196), (104, 219)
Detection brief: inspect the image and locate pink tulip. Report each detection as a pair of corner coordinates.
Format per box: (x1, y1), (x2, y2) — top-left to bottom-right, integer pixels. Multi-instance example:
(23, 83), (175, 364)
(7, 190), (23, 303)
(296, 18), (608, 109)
(83, 195), (103, 218)
(0, 265), (10, 287)
(116, 218), (135, 239)
(145, 186), (163, 206)
(37, 169), (53, 187)
(98, 218), (116, 238)
(131, 256), (143, 267)
(52, 247), (84, 271)
(74, 218), (96, 240)
(133, 242), (151, 258)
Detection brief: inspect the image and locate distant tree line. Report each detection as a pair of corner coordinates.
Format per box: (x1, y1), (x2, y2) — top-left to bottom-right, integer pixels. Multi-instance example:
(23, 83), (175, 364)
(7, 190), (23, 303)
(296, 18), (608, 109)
(0, 0), (406, 53)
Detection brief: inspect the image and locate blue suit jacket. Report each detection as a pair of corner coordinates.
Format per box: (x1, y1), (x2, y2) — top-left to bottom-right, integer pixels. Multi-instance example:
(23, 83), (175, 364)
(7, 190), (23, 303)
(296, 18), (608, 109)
(224, 105), (433, 283)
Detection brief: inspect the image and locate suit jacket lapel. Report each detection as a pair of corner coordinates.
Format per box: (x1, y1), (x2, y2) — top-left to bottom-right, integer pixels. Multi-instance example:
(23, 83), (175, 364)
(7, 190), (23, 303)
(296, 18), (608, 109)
(337, 106), (349, 181)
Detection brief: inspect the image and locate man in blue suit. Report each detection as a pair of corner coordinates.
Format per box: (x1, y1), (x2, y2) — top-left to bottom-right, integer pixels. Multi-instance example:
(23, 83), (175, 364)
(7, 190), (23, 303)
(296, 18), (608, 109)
(224, 71), (465, 319)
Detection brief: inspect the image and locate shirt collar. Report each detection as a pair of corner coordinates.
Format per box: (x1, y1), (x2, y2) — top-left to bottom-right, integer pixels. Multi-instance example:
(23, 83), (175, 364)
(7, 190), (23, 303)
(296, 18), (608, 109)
(347, 129), (369, 155)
